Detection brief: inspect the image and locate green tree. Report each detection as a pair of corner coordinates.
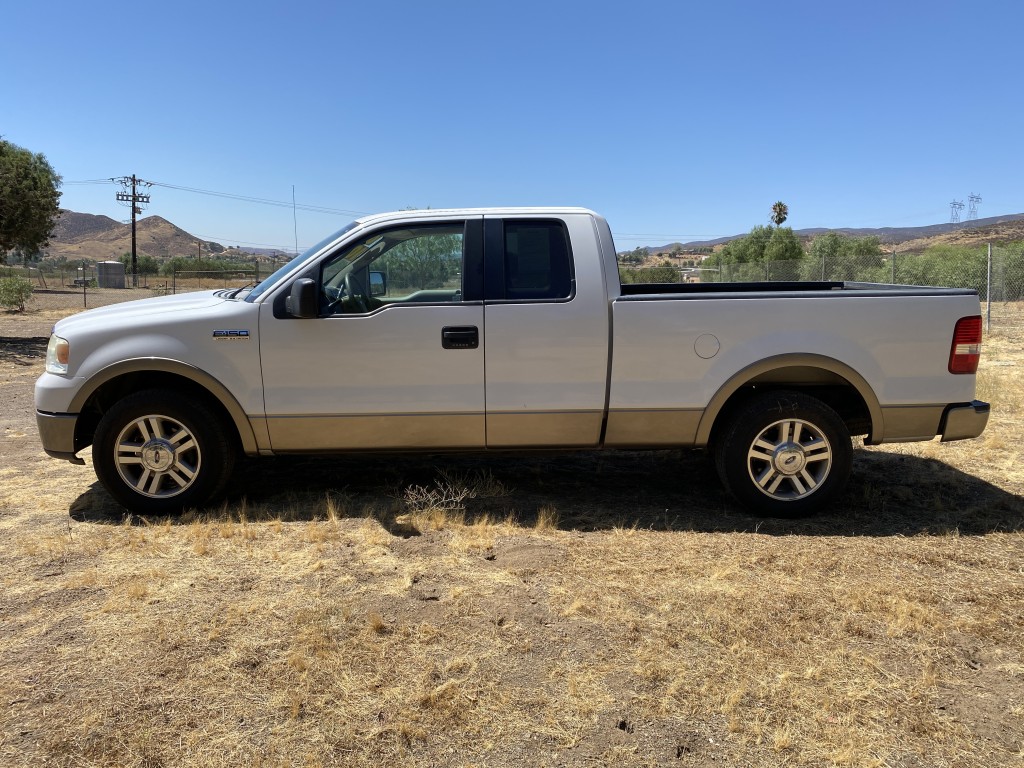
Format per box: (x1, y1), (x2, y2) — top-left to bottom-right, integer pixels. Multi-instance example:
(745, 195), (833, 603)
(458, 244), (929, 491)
(764, 226), (804, 262)
(0, 276), (33, 311)
(617, 246), (649, 266)
(161, 256), (241, 275)
(770, 201), (789, 227)
(915, 244), (988, 293)
(763, 227), (805, 279)
(807, 233), (885, 281)
(712, 225), (773, 265)
(706, 224), (807, 281)
(0, 140), (62, 260)
(118, 252), (160, 275)
(619, 260), (681, 284)
(384, 233), (462, 290)
(1000, 247), (1024, 300)
(809, 232), (844, 265)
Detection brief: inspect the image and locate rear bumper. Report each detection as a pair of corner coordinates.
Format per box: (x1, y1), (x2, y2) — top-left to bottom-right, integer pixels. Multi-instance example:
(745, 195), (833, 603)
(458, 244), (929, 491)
(939, 400), (990, 442)
(36, 411), (85, 464)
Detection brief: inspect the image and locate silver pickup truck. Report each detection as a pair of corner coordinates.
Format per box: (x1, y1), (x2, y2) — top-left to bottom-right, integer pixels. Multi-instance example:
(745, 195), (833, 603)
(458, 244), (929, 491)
(35, 208), (989, 517)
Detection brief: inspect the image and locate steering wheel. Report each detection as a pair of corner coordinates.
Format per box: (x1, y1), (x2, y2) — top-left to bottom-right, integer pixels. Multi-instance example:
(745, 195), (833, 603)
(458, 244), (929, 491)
(343, 273), (369, 313)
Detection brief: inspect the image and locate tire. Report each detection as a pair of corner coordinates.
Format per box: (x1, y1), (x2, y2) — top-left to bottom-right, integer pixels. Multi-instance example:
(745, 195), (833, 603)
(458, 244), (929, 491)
(714, 390), (852, 518)
(92, 389), (236, 515)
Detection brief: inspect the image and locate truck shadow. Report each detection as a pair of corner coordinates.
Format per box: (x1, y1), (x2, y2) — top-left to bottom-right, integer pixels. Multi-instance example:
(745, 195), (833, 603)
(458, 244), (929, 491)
(70, 448), (1023, 537)
(0, 336), (47, 366)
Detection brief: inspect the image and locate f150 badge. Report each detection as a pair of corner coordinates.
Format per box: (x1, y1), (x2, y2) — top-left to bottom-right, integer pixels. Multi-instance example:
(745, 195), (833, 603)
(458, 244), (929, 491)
(212, 329), (250, 341)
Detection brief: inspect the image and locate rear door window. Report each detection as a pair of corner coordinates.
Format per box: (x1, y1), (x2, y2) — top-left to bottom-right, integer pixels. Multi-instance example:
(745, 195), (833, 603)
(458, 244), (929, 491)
(486, 220), (574, 301)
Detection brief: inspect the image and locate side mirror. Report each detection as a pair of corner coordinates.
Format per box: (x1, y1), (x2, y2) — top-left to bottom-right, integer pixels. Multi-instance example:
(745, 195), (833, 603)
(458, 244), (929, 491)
(286, 278), (318, 318)
(369, 270), (387, 297)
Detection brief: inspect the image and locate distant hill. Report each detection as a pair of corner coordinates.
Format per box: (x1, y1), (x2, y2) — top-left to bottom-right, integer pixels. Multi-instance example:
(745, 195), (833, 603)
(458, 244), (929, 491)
(643, 212), (1024, 255)
(46, 210), (291, 263)
(51, 211), (121, 242)
(46, 208), (1024, 264)
(48, 210), (209, 263)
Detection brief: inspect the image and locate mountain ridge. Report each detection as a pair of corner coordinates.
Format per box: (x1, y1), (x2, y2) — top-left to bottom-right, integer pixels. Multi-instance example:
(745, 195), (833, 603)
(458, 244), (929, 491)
(46, 210), (290, 263)
(43, 208), (1024, 263)
(644, 212), (1024, 254)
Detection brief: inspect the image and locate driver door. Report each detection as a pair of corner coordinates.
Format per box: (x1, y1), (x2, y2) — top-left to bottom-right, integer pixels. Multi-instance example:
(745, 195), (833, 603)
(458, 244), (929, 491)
(258, 217), (486, 451)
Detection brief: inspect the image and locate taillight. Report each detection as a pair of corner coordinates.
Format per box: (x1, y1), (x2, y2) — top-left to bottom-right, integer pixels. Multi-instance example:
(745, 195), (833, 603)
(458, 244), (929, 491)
(949, 316), (982, 374)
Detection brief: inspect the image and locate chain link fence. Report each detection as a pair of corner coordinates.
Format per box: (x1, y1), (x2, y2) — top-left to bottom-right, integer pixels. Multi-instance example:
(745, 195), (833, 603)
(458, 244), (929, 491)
(657, 245), (1024, 332)
(169, 269), (259, 294)
(20, 287), (156, 312)
(4, 260), (287, 308)
(11, 249), (1024, 330)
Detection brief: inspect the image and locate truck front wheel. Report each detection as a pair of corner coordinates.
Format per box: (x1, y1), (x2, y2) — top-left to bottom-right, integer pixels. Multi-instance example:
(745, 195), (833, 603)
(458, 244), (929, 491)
(714, 391), (852, 518)
(92, 389), (236, 515)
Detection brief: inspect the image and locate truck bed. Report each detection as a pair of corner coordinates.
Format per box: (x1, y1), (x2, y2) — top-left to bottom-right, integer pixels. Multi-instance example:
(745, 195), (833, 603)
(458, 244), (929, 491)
(619, 281), (979, 299)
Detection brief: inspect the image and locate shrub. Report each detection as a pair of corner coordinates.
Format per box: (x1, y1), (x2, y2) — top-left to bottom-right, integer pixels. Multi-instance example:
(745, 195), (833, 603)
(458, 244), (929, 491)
(0, 276), (33, 311)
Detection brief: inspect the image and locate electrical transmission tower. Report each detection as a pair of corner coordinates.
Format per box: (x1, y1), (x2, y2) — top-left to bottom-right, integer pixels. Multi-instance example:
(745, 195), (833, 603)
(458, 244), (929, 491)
(113, 175), (153, 287)
(967, 193), (982, 222)
(949, 200), (965, 225)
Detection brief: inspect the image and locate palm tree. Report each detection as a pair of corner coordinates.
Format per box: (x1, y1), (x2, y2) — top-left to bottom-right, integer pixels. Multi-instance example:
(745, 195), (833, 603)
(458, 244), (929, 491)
(770, 201), (789, 227)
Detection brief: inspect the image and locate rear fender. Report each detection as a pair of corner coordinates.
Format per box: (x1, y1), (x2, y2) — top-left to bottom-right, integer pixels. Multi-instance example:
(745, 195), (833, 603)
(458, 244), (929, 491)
(696, 353), (883, 446)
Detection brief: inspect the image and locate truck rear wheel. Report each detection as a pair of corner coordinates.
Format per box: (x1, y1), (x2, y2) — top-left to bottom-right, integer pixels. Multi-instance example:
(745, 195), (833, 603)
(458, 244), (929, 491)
(92, 389), (236, 515)
(714, 390), (852, 518)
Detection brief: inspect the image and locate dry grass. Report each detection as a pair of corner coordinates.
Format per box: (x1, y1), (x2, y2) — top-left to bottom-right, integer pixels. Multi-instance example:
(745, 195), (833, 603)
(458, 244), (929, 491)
(0, 301), (1022, 767)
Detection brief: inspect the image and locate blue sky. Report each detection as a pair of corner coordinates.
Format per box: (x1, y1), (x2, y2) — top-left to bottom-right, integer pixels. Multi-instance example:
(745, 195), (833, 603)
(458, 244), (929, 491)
(4, 0), (1022, 252)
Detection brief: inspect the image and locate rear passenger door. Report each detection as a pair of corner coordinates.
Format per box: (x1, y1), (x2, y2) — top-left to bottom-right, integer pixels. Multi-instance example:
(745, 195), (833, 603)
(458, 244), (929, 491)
(483, 214), (611, 447)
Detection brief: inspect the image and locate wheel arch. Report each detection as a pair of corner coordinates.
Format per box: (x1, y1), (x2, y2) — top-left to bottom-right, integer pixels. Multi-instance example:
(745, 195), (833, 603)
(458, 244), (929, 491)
(697, 354), (883, 448)
(69, 359), (259, 456)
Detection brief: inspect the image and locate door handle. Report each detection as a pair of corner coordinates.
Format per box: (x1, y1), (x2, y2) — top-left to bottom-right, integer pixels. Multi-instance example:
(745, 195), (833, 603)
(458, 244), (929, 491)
(442, 326), (479, 349)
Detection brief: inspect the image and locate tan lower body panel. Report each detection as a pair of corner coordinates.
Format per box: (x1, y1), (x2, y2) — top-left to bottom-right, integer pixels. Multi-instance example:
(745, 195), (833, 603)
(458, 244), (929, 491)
(603, 409), (702, 448)
(265, 413), (485, 452)
(485, 411), (603, 448)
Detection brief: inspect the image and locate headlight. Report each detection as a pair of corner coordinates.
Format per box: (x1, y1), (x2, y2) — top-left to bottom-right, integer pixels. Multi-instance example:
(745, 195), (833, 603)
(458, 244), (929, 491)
(46, 335), (70, 374)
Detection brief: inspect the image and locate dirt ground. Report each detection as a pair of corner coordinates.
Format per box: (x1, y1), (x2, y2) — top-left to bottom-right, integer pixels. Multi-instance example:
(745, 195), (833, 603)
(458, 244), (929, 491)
(1, 289), (1022, 767)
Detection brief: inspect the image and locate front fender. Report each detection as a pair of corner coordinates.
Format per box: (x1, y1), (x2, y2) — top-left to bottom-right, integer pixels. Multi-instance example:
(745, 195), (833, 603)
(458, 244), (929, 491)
(68, 358), (262, 455)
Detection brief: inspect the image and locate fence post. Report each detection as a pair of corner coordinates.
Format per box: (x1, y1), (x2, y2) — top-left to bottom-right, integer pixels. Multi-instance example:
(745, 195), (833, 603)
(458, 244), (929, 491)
(891, 250), (896, 284)
(986, 243), (992, 333)
(172, 270), (177, 295)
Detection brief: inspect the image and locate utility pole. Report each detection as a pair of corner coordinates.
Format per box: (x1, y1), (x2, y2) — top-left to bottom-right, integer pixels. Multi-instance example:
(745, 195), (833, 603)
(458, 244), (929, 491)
(949, 200), (964, 225)
(968, 193), (982, 223)
(114, 175), (152, 287)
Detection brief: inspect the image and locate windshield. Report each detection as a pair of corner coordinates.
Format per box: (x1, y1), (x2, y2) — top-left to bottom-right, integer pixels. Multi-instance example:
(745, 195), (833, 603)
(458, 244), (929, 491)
(244, 220), (361, 302)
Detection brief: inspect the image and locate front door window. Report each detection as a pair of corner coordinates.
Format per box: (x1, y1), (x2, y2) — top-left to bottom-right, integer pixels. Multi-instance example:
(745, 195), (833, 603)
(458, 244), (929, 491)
(321, 224), (465, 314)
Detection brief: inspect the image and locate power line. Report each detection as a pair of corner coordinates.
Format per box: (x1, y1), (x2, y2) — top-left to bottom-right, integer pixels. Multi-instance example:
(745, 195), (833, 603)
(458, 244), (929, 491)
(147, 180), (368, 217)
(192, 233), (306, 252)
(614, 232), (720, 241)
(65, 177), (368, 216)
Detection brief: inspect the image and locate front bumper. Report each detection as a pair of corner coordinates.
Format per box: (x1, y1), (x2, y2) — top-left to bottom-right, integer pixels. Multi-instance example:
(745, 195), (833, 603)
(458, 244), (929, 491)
(939, 400), (990, 442)
(36, 411), (85, 464)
